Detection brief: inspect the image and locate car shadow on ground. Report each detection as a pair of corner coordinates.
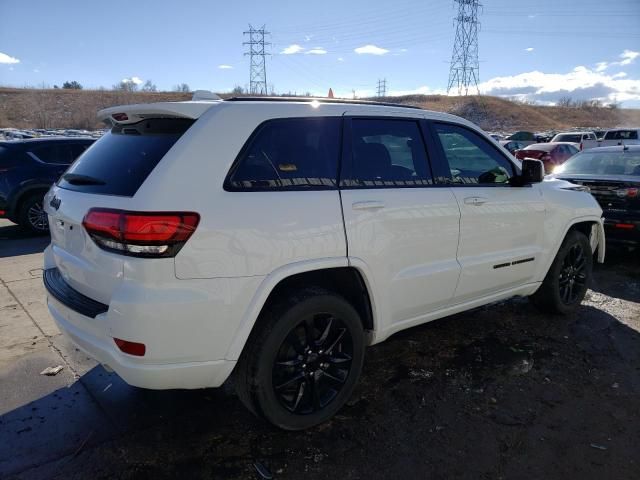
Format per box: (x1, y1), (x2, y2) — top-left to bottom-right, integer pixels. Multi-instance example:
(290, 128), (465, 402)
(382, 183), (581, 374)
(589, 246), (640, 303)
(3, 288), (640, 479)
(0, 222), (49, 258)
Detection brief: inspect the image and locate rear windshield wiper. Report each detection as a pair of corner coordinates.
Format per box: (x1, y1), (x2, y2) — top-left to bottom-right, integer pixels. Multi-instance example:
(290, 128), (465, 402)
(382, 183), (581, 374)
(63, 173), (106, 185)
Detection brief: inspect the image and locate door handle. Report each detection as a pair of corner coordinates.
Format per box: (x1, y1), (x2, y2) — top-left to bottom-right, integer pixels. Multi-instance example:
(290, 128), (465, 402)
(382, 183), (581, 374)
(463, 196), (488, 206)
(352, 201), (385, 211)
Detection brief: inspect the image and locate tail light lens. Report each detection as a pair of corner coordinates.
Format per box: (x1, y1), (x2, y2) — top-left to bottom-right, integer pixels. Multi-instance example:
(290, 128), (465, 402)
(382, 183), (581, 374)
(83, 208), (200, 258)
(615, 188), (638, 198)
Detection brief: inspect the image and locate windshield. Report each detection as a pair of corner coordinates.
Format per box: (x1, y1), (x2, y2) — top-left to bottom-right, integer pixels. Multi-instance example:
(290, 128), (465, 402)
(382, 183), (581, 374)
(604, 130), (639, 140)
(554, 150), (640, 175)
(553, 134), (581, 143)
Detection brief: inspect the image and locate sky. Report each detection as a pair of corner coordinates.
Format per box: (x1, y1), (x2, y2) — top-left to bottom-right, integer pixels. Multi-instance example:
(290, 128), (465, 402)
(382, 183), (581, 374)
(1, 0), (640, 106)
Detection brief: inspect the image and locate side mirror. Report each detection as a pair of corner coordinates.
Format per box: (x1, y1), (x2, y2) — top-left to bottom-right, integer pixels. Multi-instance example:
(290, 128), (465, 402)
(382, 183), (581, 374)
(520, 158), (545, 183)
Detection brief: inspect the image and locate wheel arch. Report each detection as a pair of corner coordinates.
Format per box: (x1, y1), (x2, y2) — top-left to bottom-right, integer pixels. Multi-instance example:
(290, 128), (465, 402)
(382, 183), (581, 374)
(9, 183), (52, 219)
(538, 215), (604, 283)
(225, 259), (377, 361)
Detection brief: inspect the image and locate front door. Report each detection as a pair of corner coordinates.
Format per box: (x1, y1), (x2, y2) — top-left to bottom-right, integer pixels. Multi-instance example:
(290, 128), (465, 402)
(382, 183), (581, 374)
(339, 116), (461, 334)
(430, 122), (546, 303)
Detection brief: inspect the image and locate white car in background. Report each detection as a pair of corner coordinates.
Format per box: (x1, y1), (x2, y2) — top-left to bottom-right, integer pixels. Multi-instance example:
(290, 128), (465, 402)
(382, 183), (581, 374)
(551, 131), (599, 150)
(42, 95), (605, 430)
(598, 128), (640, 147)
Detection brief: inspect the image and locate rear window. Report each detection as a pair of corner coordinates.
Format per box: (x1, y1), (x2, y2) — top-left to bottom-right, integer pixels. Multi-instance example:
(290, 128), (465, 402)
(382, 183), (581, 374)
(553, 134), (581, 143)
(57, 118), (193, 196)
(604, 130), (639, 140)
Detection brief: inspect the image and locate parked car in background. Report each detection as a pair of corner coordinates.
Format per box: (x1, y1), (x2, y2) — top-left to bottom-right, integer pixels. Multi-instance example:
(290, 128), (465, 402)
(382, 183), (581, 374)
(505, 131), (537, 146)
(42, 95), (605, 430)
(499, 140), (527, 154)
(551, 145), (640, 246)
(515, 142), (580, 172)
(551, 131), (599, 150)
(599, 129), (640, 147)
(0, 138), (94, 233)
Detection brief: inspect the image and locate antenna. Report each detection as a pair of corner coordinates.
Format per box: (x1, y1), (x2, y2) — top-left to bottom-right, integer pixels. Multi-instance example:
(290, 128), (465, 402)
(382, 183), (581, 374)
(243, 25), (271, 95)
(447, 0), (481, 96)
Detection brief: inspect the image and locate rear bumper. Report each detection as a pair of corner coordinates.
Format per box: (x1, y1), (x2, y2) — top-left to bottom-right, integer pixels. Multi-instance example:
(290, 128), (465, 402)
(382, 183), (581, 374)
(47, 296), (236, 389)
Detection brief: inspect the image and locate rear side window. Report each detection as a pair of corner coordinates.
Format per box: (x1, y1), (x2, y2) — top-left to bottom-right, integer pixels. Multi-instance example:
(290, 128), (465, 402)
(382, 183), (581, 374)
(435, 123), (514, 185)
(554, 134), (581, 143)
(341, 118), (432, 187)
(226, 117), (341, 190)
(29, 143), (90, 165)
(58, 118), (193, 196)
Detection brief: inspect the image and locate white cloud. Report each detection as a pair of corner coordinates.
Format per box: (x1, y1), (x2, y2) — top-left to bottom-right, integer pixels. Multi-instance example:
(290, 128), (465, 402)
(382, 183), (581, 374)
(281, 44), (304, 55)
(478, 64), (640, 104)
(337, 57), (345, 62)
(304, 35), (313, 42)
(218, 64), (233, 69)
(619, 49), (640, 66)
(33, 68), (40, 73)
(594, 50), (639, 72)
(612, 72), (627, 78)
(354, 44), (389, 55)
(122, 76), (143, 85)
(595, 62), (608, 72)
(306, 47), (327, 55)
(525, 47), (534, 52)
(0, 52), (20, 64)
(388, 85), (447, 96)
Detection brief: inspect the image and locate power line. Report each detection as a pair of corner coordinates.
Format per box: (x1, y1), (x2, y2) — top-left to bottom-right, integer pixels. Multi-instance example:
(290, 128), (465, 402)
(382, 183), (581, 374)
(243, 24), (271, 95)
(447, 0), (481, 96)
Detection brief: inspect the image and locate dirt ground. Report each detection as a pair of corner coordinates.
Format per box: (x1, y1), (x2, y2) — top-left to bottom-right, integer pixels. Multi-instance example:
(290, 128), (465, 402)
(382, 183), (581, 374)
(1, 219), (639, 480)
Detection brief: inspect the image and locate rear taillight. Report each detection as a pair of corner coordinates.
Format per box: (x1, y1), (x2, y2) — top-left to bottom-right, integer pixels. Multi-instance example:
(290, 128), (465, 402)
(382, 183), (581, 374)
(615, 188), (638, 198)
(82, 208), (200, 258)
(580, 143), (583, 151)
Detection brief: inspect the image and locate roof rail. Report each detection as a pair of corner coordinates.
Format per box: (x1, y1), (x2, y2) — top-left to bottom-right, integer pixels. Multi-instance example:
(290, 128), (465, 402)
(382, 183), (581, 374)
(224, 96), (423, 110)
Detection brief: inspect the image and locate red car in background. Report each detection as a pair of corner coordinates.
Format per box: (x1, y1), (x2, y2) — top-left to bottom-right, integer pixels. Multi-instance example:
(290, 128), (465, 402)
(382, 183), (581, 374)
(515, 142), (580, 172)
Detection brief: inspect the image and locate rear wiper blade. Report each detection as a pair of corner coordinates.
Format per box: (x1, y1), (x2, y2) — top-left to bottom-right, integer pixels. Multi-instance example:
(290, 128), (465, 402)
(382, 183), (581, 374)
(63, 173), (106, 185)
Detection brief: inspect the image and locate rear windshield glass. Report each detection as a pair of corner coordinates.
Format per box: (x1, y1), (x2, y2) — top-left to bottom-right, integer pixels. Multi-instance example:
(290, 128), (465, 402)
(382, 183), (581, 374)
(556, 151), (640, 175)
(553, 134), (581, 143)
(57, 118), (193, 196)
(604, 130), (638, 140)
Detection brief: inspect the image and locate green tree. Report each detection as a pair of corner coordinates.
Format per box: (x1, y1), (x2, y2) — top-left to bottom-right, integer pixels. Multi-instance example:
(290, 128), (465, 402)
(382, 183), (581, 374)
(62, 80), (82, 89)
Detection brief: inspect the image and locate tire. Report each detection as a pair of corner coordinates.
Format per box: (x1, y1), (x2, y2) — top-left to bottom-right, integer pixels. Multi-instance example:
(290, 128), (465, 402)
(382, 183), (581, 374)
(18, 193), (49, 235)
(235, 287), (365, 430)
(530, 230), (593, 314)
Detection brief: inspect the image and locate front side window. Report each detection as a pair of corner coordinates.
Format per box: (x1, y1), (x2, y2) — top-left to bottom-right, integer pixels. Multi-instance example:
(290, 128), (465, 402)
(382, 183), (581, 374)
(435, 123), (514, 185)
(341, 118), (432, 187)
(226, 117), (341, 190)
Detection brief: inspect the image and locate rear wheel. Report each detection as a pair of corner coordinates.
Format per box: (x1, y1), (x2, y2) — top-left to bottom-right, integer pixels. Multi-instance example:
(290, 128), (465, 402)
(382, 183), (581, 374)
(18, 193), (49, 235)
(235, 287), (365, 430)
(530, 230), (592, 314)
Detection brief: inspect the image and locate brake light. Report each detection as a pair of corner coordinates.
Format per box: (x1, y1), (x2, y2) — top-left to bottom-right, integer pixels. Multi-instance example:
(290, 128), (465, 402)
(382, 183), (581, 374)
(615, 188), (638, 198)
(83, 208), (200, 257)
(580, 142), (583, 151)
(114, 338), (146, 356)
(615, 223), (635, 230)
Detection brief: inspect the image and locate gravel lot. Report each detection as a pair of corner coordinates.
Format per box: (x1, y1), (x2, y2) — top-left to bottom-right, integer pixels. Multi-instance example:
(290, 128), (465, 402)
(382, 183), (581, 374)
(1, 218), (638, 480)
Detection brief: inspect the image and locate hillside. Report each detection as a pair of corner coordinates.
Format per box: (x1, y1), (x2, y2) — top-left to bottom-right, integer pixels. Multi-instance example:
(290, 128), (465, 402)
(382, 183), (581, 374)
(1, 87), (639, 132)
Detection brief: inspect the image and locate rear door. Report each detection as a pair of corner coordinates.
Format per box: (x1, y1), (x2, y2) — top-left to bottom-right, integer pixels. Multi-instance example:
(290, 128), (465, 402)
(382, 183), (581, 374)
(340, 115), (461, 331)
(429, 121), (545, 302)
(44, 118), (193, 304)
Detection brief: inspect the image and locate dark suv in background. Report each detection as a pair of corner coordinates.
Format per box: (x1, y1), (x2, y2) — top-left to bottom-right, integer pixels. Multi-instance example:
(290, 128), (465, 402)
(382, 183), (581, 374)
(0, 138), (94, 233)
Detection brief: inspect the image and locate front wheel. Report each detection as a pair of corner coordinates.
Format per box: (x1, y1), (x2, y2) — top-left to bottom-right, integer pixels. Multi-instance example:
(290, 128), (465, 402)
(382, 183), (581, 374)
(235, 288), (365, 430)
(530, 230), (593, 314)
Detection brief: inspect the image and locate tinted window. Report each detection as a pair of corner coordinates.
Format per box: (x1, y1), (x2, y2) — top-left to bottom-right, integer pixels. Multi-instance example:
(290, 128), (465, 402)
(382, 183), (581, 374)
(435, 123), (514, 185)
(226, 117), (341, 190)
(605, 130), (639, 140)
(58, 118), (193, 196)
(30, 144), (76, 164)
(555, 150), (640, 176)
(554, 134), (581, 143)
(341, 119), (432, 187)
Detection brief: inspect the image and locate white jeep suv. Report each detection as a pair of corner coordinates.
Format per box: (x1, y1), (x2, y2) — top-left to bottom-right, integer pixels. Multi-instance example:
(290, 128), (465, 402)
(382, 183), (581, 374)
(43, 96), (605, 430)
